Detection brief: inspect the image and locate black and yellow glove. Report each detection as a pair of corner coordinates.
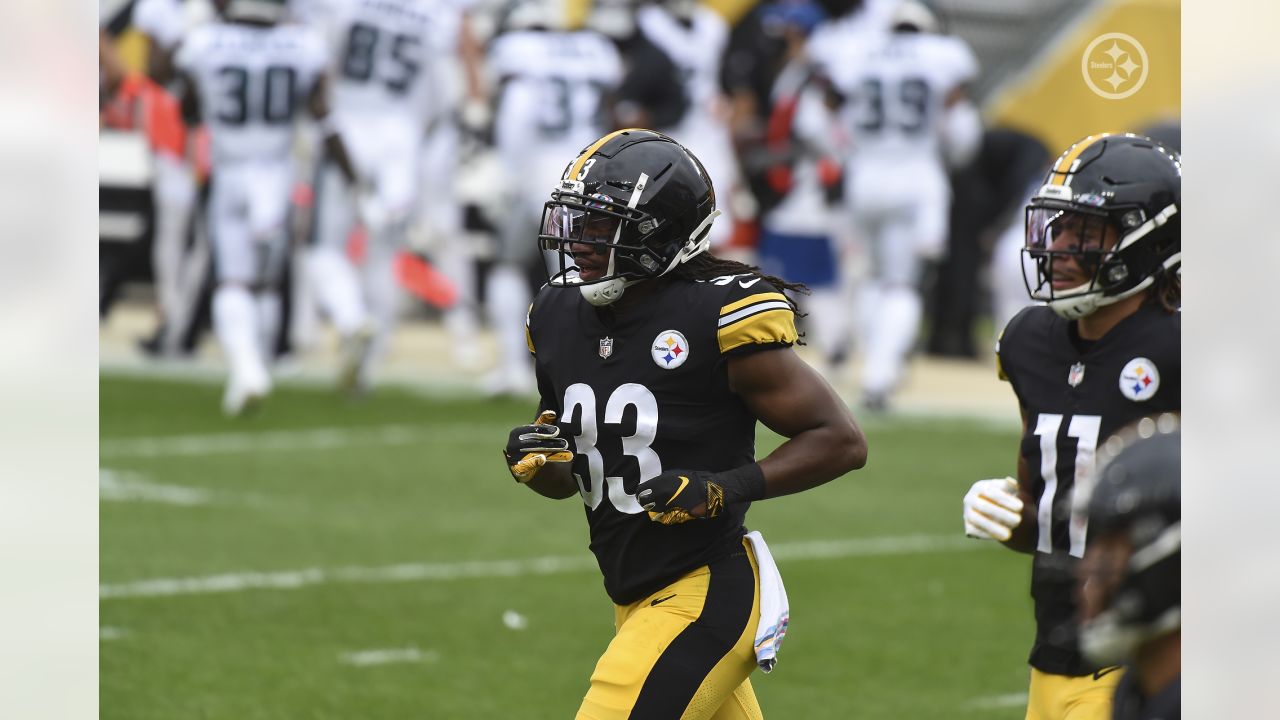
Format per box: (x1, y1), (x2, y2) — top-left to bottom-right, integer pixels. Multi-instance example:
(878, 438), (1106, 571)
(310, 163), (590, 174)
(503, 410), (574, 483)
(636, 465), (766, 525)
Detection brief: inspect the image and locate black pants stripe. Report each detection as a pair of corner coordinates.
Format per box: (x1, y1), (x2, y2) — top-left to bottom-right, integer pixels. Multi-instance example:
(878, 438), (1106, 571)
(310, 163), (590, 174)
(629, 550), (756, 719)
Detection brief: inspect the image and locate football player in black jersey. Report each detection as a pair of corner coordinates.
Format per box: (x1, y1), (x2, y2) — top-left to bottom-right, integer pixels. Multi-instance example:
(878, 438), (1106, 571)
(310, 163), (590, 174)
(960, 133), (1180, 720)
(1075, 415), (1180, 720)
(503, 129), (868, 719)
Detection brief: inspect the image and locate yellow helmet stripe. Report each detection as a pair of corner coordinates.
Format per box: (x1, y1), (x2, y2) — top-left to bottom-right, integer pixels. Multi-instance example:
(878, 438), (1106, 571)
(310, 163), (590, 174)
(1050, 134), (1110, 186)
(566, 128), (645, 183)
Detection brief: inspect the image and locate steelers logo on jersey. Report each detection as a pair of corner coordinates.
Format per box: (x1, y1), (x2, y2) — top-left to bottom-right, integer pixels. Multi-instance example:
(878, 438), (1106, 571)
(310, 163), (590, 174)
(652, 330), (690, 370)
(1119, 357), (1160, 401)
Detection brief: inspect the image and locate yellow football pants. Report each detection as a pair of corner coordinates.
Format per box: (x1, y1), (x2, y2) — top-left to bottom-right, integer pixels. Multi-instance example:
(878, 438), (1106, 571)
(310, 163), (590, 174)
(1025, 665), (1125, 720)
(577, 538), (764, 720)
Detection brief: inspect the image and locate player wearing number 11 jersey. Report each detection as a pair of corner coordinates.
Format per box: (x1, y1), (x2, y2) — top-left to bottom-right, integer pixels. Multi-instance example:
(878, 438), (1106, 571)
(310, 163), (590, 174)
(504, 130), (867, 719)
(961, 133), (1180, 720)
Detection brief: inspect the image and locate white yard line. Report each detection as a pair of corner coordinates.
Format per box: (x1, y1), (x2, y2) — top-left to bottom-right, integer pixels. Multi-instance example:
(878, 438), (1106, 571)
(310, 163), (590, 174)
(99, 424), (491, 459)
(100, 533), (987, 600)
(100, 413), (1014, 461)
(339, 647), (439, 667)
(99, 627), (128, 641)
(964, 692), (1029, 710)
(100, 469), (212, 505)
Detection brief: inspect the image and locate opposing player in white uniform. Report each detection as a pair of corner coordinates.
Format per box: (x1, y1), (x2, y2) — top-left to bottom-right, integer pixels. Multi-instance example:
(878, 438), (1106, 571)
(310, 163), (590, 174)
(635, 0), (738, 247)
(297, 0), (451, 392)
(819, 0), (981, 410)
(128, 0), (209, 356)
(485, 3), (622, 393)
(175, 0), (362, 414)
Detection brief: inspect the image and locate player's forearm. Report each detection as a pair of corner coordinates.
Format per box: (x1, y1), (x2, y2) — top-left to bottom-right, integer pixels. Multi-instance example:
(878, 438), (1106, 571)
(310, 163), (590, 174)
(523, 462), (578, 500)
(1000, 498), (1038, 554)
(323, 131), (360, 186)
(757, 421), (867, 499)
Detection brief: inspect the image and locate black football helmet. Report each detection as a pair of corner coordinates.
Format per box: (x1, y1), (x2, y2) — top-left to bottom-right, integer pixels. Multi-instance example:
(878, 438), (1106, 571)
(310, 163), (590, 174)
(1075, 413), (1180, 666)
(1024, 133), (1181, 319)
(539, 129), (719, 306)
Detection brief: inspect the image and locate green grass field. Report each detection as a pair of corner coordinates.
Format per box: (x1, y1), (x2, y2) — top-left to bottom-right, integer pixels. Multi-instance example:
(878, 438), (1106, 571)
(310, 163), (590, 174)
(100, 375), (1036, 719)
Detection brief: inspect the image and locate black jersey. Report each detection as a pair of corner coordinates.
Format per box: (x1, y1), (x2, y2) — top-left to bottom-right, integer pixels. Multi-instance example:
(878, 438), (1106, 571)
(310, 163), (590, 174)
(997, 302), (1180, 676)
(527, 273), (798, 605)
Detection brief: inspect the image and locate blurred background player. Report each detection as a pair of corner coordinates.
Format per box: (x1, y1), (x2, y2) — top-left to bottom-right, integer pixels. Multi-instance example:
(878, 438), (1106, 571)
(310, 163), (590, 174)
(634, 0), (739, 248)
(748, 0), (854, 380)
(484, 0), (622, 395)
(175, 0), (363, 413)
(1075, 414), (1181, 720)
(103, 1), (206, 357)
(817, 0), (980, 410)
(295, 0), (452, 393)
(961, 133), (1181, 720)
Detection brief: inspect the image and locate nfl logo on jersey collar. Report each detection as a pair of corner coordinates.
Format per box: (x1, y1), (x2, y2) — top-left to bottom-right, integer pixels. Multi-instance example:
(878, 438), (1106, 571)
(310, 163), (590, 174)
(599, 337), (614, 359)
(1119, 357), (1160, 401)
(652, 330), (690, 369)
(1068, 362), (1085, 387)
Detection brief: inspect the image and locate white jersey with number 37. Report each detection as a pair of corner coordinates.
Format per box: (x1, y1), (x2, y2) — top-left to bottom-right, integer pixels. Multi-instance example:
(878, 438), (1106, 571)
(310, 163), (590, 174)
(176, 22), (328, 164)
(489, 30), (622, 162)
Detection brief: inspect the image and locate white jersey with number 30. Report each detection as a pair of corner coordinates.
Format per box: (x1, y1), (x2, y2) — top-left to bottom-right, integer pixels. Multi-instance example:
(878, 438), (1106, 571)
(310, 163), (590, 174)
(176, 21), (328, 164)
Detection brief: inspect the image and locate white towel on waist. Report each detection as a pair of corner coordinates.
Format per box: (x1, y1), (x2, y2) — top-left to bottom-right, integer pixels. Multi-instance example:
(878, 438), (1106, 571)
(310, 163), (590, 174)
(745, 530), (789, 673)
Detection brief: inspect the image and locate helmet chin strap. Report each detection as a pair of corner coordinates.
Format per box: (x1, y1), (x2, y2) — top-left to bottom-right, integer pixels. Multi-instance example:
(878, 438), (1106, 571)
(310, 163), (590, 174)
(581, 247), (633, 306)
(581, 277), (631, 306)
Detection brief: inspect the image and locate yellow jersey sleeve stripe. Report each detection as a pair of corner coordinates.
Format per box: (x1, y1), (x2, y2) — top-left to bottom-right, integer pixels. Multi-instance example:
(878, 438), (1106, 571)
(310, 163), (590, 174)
(1050, 134), (1108, 186)
(718, 308), (798, 353)
(525, 302), (536, 355)
(718, 300), (793, 328)
(719, 291), (788, 317)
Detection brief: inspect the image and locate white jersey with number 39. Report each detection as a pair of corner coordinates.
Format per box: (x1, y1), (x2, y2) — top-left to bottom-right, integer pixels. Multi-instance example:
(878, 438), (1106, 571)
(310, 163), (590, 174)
(832, 32), (977, 161)
(176, 21), (328, 164)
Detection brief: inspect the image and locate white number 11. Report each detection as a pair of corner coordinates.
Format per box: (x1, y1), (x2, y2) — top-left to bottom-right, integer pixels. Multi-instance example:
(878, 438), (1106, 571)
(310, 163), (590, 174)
(1032, 413), (1102, 557)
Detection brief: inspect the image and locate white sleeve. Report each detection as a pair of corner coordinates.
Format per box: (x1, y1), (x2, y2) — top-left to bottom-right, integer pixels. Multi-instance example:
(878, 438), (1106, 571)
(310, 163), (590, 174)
(133, 0), (186, 50)
(172, 27), (207, 75)
(488, 35), (520, 79)
(594, 36), (623, 88)
(947, 38), (980, 88)
(297, 27), (330, 76)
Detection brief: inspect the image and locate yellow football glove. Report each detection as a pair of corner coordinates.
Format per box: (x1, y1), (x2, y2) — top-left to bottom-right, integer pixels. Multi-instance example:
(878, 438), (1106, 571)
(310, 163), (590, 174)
(637, 465), (766, 525)
(503, 411), (574, 483)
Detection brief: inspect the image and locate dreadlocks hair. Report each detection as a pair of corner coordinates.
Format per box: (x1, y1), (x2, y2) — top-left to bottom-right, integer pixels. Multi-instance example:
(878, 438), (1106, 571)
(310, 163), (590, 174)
(667, 253), (810, 344)
(1152, 265), (1181, 313)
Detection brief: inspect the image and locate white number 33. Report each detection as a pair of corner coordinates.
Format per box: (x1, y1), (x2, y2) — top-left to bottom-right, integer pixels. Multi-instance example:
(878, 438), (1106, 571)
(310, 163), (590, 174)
(561, 383), (661, 513)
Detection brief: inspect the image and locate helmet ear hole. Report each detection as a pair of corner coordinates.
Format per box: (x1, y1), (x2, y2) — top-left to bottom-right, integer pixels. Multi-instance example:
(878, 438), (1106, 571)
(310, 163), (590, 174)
(1102, 259), (1130, 286)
